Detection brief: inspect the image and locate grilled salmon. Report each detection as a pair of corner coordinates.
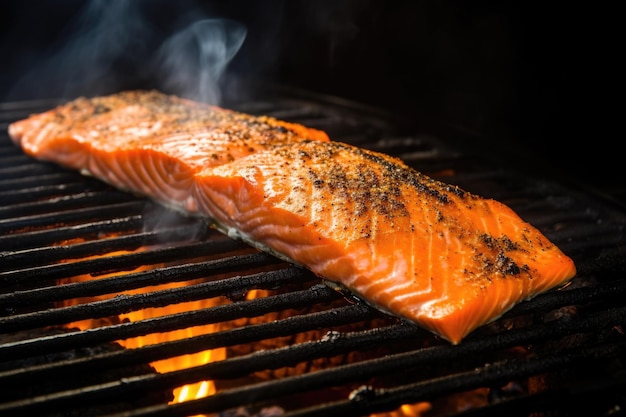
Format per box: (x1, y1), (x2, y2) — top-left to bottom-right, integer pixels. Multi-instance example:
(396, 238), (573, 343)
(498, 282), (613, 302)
(8, 90), (329, 214)
(8, 90), (577, 344)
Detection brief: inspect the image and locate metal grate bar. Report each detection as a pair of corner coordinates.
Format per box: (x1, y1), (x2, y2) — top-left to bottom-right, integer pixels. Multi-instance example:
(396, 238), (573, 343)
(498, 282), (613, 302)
(1, 225), (197, 272)
(88, 306), (626, 417)
(0, 266), (311, 332)
(283, 341), (626, 417)
(0, 189), (134, 218)
(0, 235), (247, 290)
(0, 200), (147, 234)
(0, 176), (111, 200)
(0, 171), (80, 190)
(0, 250), (276, 310)
(0, 284), (347, 372)
(0, 215), (146, 251)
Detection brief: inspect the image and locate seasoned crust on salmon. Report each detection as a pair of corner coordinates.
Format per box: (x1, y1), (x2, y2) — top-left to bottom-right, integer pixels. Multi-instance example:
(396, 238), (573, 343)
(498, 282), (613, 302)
(8, 90), (329, 214)
(8, 90), (577, 344)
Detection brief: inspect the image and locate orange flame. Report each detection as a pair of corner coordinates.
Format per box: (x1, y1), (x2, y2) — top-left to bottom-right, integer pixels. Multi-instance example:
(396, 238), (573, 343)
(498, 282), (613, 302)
(116, 285), (226, 403)
(58, 248), (433, 416)
(58, 248), (227, 407)
(370, 403), (432, 417)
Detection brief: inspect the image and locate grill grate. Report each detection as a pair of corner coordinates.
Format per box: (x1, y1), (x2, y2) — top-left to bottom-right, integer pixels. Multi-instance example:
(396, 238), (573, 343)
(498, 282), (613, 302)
(1, 88), (626, 417)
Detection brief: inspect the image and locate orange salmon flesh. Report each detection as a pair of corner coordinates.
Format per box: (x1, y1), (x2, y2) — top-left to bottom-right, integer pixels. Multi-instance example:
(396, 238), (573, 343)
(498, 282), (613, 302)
(8, 90), (577, 344)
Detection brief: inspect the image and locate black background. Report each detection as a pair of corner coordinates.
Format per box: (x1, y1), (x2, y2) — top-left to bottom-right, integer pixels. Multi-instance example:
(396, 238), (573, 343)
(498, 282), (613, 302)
(0, 1), (621, 200)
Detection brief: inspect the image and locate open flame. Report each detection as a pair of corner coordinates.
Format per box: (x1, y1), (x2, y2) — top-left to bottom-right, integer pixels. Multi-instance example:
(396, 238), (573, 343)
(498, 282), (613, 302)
(57, 247), (227, 407)
(55, 240), (446, 417)
(57, 247), (433, 416)
(371, 404), (432, 417)
(116, 284), (227, 403)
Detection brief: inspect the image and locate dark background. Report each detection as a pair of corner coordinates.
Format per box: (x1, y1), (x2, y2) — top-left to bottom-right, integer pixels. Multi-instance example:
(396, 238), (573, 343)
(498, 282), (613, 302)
(0, 0), (621, 200)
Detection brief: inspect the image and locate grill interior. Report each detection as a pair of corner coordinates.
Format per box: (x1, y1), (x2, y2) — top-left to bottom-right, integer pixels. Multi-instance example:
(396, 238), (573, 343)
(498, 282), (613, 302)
(1, 85), (626, 417)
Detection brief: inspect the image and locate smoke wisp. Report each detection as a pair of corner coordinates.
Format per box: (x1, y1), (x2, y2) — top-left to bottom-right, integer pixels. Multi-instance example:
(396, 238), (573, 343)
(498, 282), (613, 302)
(4, 0), (247, 104)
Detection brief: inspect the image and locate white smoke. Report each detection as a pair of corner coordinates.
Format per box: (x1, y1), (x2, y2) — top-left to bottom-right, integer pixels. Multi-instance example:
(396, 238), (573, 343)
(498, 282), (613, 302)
(7, 0), (152, 99)
(5, 1), (247, 104)
(155, 18), (247, 104)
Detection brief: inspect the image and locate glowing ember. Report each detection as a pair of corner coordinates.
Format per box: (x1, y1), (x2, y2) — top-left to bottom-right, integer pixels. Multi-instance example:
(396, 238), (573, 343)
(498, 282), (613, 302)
(371, 403), (432, 417)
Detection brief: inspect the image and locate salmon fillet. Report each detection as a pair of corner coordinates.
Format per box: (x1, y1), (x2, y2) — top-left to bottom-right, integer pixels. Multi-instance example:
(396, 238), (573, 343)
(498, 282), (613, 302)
(8, 90), (330, 213)
(8, 90), (577, 344)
